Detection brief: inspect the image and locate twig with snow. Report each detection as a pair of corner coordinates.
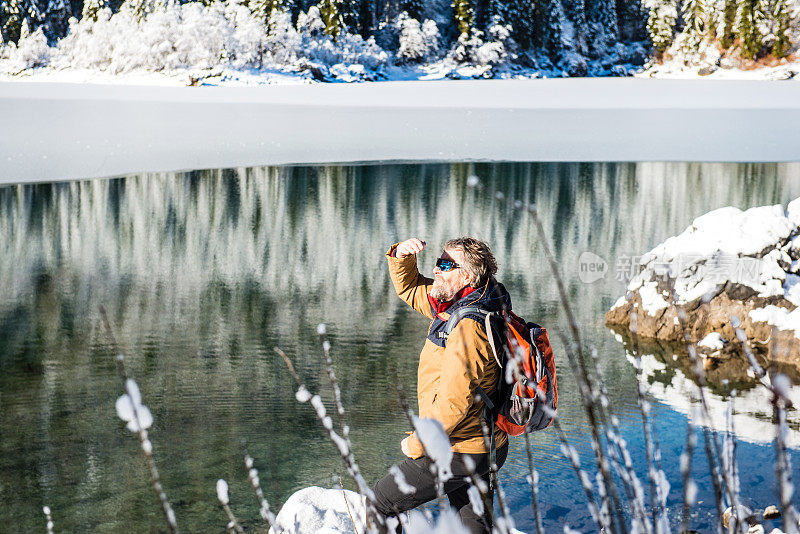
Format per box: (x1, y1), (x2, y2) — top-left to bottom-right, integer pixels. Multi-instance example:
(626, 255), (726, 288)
(724, 390), (745, 534)
(522, 431), (544, 534)
(728, 315), (800, 531)
(525, 201), (625, 534)
(477, 416), (515, 534)
(771, 374), (799, 534)
(553, 330), (618, 533)
(275, 346), (385, 533)
(239, 444), (281, 533)
(395, 383), (449, 509)
(680, 415), (698, 534)
(626, 305), (663, 533)
(665, 289), (744, 534)
(216, 479), (244, 534)
(99, 305), (179, 534)
(588, 339), (652, 534)
(317, 323), (350, 440)
(43, 505), (54, 534)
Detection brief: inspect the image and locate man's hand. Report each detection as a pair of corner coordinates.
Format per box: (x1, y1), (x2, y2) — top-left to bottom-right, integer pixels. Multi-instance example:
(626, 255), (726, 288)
(395, 238), (426, 259)
(401, 436), (412, 457)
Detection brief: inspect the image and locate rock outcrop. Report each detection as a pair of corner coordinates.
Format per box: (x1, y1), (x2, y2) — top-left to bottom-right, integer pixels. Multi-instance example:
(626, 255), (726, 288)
(606, 200), (800, 367)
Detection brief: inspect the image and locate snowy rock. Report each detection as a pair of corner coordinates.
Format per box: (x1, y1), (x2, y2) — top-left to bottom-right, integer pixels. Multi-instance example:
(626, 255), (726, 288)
(763, 505), (781, 519)
(607, 198), (800, 367)
(698, 332), (725, 351)
(270, 486), (366, 534)
(723, 505), (754, 529)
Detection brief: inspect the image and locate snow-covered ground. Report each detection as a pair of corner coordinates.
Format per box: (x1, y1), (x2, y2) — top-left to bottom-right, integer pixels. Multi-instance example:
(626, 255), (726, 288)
(2, 79), (800, 185)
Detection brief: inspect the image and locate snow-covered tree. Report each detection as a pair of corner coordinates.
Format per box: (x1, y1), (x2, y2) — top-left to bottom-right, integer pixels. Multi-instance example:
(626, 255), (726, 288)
(643, 0), (677, 52)
(452, 0), (473, 38)
(1, 0), (23, 43)
(734, 0), (765, 58)
(81, 0), (106, 21)
(506, 0), (536, 49)
(250, 0), (281, 21)
(715, 0), (737, 48)
(396, 11), (439, 62)
(617, 0), (648, 41)
(587, 0), (618, 56)
(338, 0), (361, 33)
(264, 8), (299, 62)
(680, 0), (707, 52)
(770, 0), (792, 57)
(317, 0), (342, 38)
(567, 0), (589, 54)
(399, 0), (423, 20)
(123, 0), (151, 22)
(297, 4), (325, 35)
(544, 0), (566, 58)
(45, 0), (70, 37)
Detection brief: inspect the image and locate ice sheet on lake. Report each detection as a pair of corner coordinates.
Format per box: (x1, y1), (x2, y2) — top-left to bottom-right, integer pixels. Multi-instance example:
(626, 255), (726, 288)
(2, 79), (800, 184)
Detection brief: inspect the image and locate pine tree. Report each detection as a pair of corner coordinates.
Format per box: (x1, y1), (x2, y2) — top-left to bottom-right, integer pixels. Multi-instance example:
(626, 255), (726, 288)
(717, 0), (736, 48)
(544, 0), (565, 58)
(771, 0), (791, 57)
(400, 0), (423, 20)
(45, 0), (69, 38)
(587, 0), (619, 56)
(81, 0), (105, 21)
(508, 0), (537, 49)
(681, 0), (706, 52)
(356, 0), (375, 36)
(250, 0), (281, 21)
(452, 0), (473, 38)
(734, 0), (764, 59)
(124, 0), (150, 22)
(644, 0), (677, 53)
(1, 0), (23, 43)
(617, 0), (648, 41)
(317, 0), (342, 38)
(338, 0), (360, 33)
(568, 0), (588, 55)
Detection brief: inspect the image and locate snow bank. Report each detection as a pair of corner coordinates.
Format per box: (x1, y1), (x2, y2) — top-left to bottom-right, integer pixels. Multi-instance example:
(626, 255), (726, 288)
(2, 79), (800, 184)
(270, 486), (489, 534)
(270, 486), (366, 534)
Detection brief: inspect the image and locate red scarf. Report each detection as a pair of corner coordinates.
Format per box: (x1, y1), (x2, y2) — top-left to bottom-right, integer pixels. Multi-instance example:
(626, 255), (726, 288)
(428, 285), (477, 318)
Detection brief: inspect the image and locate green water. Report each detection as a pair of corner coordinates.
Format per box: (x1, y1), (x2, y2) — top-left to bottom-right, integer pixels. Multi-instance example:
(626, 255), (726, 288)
(2, 162), (800, 532)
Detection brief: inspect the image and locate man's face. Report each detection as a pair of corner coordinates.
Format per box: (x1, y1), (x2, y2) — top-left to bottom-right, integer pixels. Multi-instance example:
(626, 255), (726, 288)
(431, 247), (470, 302)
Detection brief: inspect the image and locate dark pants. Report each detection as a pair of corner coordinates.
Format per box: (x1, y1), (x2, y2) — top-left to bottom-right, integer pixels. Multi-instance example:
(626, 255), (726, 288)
(372, 443), (509, 534)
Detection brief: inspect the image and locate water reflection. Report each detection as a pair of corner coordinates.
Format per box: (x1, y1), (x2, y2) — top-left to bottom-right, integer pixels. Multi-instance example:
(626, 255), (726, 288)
(2, 162), (800, 532)
(611, 328), (800, 448)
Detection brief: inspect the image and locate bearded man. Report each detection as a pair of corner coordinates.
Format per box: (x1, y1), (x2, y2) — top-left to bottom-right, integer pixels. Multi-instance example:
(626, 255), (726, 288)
(372, 237), (511, 534)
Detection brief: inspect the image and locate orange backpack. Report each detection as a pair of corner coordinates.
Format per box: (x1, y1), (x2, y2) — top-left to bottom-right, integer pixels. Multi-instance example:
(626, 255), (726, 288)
(442, 307), (558, 436)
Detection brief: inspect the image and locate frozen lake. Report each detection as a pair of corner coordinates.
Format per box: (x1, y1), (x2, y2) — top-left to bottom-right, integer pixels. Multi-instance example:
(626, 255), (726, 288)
(1, 79), (800, 185)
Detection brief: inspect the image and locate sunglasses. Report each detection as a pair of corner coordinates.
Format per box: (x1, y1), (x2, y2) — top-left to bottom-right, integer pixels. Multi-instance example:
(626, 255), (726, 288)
(435, 258), (460, 272)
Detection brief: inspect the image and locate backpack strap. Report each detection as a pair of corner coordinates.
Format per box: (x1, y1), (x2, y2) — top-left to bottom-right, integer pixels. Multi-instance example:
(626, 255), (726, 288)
(441, 306), (501, 485)
(437, 306), (502, 368)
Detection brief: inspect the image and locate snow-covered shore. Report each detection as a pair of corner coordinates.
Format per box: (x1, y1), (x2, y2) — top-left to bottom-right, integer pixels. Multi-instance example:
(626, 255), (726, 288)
(1, 78), (800, 185)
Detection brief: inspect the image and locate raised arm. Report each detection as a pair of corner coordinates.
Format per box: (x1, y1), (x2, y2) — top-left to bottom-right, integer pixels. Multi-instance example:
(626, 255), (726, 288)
(386, 238), (434, 319)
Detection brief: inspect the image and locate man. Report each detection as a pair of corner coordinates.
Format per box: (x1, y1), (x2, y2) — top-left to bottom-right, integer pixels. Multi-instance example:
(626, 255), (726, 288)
(373, 236), (511, 534)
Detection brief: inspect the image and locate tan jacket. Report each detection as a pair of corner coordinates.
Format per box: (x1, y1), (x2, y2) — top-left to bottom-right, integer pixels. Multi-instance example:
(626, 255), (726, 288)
(387, 245), (508, 458)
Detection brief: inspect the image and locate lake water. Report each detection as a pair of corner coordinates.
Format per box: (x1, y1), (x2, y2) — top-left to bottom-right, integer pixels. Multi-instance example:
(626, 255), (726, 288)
(2, 162), (800, 533)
